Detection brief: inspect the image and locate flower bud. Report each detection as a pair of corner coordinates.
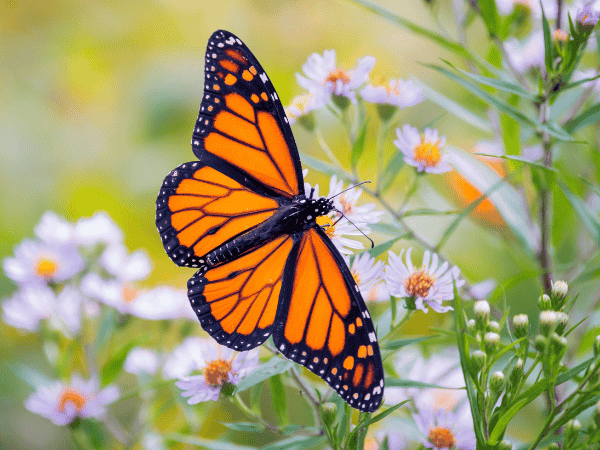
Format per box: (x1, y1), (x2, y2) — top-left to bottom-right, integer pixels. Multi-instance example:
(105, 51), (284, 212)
(555, 312), (568, 335)
(539, 310), (558, 336)
(594, 335), (600, 357)
(471, 350), (487, 372)
(509, 358), (524, 386)
(499, 440), (513, 450)
(576, 5), (600, 34)
(488, 321), (500, 333)
(474, 300), (490, 330)
(490, 371), (505, 393)
(466, 319), (477, 334)
(534, 335), (547, 352)
(551, 280), (568, 299)
(321, 402), (337, 427)
(554, 29), (568, 42)
(513, 314), (529, 339)
(538, 294), (552, 311)
(549, 332), (567, 356)
(484, 332), (500, 355)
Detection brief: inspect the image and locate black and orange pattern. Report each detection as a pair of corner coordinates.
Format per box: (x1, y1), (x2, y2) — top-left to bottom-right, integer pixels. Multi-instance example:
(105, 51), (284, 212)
(156, 30), (384, 412)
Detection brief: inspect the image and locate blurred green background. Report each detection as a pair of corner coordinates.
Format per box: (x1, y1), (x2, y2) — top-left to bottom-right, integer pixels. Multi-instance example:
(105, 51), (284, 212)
(2, 0), (594, 448)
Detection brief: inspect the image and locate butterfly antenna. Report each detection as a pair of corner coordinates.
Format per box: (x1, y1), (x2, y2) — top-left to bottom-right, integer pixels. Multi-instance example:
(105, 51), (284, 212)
(328, 181), (371, 200)
(333, 208), (374, 248)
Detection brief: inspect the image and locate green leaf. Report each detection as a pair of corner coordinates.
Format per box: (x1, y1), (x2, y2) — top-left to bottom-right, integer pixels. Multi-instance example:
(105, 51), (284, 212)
(95, 307), (116, 351)
(386, 377), (464, 390)
(6, 363), (53, 389)
(474, 153), (557, 173)
(501, 100), (522, 156)
(79, 419), (106, 449)
(553, 394), (600, 430)
(166, 434), (257, 450)
(379, 152), (405, 194)
(401, 208), (461, 217)
(559, 181), (600, 248)
(564, 102), (600, 134)
(368, 222), (404, 235)
(479, 0), (500, 36)
(270, 374), (289, 426)
(299, 152), (343, 177)
(280, 425), (321, 435)
(234, 357), (294, 393)
(489, 380), (549, 444)
(367, 235), (408, 258)
(101, 338), (148, 386)
(358, 399), (411, 427)
(441, 147), (535, 253)
(218, 422), (265, 432)
(261, 435), (325, 450)
(411, 78), (492, 133)
(541, 4), (554, 74)
(562, 73), (600, 91)
(426, 64), (573, 141)
(351, 119), (369, 168)
(555, 357), (594, 384)
(382, 335), (437, 350)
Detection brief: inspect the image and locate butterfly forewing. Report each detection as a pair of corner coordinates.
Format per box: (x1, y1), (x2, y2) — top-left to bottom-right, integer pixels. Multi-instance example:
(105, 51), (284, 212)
(193, 30), (304, 199)
(156, 161), (281, 267)
(273, 228), (384, 412)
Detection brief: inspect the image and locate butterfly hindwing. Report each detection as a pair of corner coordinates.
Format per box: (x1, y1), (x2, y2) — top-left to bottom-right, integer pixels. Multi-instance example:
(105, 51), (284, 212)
(187, 235), (295, 350)
(156, 161), (282, 267)
(273, 228), (384, 413)
(193, 30), (304, 199)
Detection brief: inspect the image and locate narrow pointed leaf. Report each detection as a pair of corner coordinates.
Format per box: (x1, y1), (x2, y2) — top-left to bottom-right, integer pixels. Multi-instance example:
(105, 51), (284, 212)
(383, 335), (437, 350)
(563, 102), (600, 134)
(234, 357), (294, 393)
(386, 377), (464, 389)
(351, 119), (369, 168)
(166, 434), (257, 450)
(479, 0), (500, 36)
(359, 399), (411, 427)
(541, 4), (554, 74)
(473, 153), (557, 172)
(559, 181), (600, 248)
(270, 374), (289, 426)
(367, 234), (408, 258)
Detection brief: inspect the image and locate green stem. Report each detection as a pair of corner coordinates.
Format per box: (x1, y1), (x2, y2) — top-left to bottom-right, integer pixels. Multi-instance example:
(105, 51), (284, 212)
(230, 394), (275, 430)
(376, 119), (391, 192)
(380, 310), (415, 344)
(398, 172), (422, 214)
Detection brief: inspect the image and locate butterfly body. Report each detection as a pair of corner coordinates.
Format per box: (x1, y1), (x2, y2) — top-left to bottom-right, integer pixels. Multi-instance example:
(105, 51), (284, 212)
(156, 30), (384, 412)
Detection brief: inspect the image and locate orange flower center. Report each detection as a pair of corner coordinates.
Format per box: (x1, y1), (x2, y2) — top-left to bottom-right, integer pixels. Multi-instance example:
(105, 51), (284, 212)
(414, 140), (442, 168)
(57, 387), (87, 413)
(35, 256), (59, 278)
(204, 358), (234, 387)
(429, 426), (456, 448)
(404, 269), (435, 298)
(122, 285), (138, 303)
(326, 69), (350, 85)
(316, 215), (337, 239)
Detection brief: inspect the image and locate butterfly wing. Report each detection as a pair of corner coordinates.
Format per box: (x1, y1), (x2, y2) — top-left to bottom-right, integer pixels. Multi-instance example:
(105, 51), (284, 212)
(156, 161), (283, 267)
(193, 30), (304, 199)
(187, 235), (295, 350)
(273, 228), (384, 413)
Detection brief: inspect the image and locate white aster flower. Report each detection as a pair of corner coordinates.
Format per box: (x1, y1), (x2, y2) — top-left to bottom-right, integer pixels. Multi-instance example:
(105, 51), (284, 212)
(414, 407), (475, 450)
(173, 338), (259, 404)
(74, 211), (123, 247)
(347, 252), (386, 299)
(296, 50), (376, 104)
(317, 214), (367, 255)
(124, 347), (160, 376)
(99, 243), (152, 281)
(385, 248), (465, 313)
(360, 79), (424, 108)
(81, 274), (195, 320)
(3, 239), (85, 286)
(24, 374), (119, 426)
(394, 125), (451, 174)
(163, 337), (208, 380)
(327, 175), (384, 225)
(285, 92), (323, 125)
(34, 211), (75, 245)
(505, 31), (545, 74)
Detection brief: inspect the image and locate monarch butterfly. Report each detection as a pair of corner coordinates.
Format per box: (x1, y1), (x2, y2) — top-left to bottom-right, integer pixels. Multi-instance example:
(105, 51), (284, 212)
(156, 30), (384, 412)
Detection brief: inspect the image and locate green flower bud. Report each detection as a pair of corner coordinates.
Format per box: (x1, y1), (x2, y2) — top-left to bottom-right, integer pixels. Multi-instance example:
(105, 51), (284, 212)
(488, 321), (500, 333)
(594, 335), (600, 357)
(539, 310), (558, 336)
(549, 333), (568, 359)
(534, 335), (547, 352)
(466, 319), (477, 334)
(221, 382), (235, 396)
(474, 300), (490, 330)
(538, 294), (552, 310)
(513, 314), (529, 339)
(376, 104), (397, 122)
(499, 440), (513, 450)
(471, 350), (487, 372)
(551, 280), (568, 299)
(509, 358), (524, 386)
(490, 371), (505, 393)
(555, 312), (568, 335)
(548, 444), (560, 450)
(321, 402), (337, 427)
(484, 332), (500, 355)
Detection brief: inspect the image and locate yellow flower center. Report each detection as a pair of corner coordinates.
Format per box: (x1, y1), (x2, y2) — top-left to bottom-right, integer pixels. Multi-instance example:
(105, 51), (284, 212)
(404, 269), (435, 298)
(429, 426), (456, 449)
(57, 387), (87, 413)
(414, 140), (442, 168)
(326, 69), (350, 85)
(204, 358), (234, 387)
(122, 285), (138, 304)
(316, 215), (337, 239)
(35, 256), (59, 279)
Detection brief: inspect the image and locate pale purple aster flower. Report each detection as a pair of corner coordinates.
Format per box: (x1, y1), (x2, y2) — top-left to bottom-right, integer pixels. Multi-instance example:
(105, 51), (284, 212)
(34, 211), (75, 245)
(100, 243), (152, 281)
(360, 79), (424, 108)
(163, 337), (208, 380)
(74, 211), (123, 247)
(385, 249), (465, 313)
(576, 3), (600, 28)
(346, 252), (386, 300)
(3, 239), (85, 286)
(24, 374), (119, 426)
(394, 125), (451, 174)
(296, 50), (376, 104)
(285, 93), (323, 125)
(414, 407), (475, 450)
(124, 347), (160, 376)
(327, 175), (384, 225)
(504, 31), (545, 74)
(173, 339), (259, 404)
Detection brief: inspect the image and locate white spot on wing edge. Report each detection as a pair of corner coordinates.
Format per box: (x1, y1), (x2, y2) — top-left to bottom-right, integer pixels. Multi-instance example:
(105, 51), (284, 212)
(260, 73), (268, 83)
